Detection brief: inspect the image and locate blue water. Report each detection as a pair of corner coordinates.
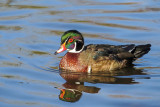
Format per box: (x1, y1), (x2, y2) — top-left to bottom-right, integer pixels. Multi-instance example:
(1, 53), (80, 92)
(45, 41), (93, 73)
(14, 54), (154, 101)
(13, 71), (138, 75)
(0, 0), (160, 107)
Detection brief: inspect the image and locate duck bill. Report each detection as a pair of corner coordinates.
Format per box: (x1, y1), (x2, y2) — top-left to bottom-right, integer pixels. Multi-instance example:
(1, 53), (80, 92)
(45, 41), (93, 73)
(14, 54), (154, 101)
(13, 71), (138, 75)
(54, 43), (67, 55)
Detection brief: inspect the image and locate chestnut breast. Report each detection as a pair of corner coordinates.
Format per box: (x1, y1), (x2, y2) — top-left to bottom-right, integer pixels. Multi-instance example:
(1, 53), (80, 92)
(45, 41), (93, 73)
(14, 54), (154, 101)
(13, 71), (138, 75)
(59, 52), (88, 72)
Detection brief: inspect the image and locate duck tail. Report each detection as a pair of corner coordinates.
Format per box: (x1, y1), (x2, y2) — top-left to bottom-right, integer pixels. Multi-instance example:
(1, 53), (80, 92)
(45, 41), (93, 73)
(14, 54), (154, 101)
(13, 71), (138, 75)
(131, 44), (151, 58)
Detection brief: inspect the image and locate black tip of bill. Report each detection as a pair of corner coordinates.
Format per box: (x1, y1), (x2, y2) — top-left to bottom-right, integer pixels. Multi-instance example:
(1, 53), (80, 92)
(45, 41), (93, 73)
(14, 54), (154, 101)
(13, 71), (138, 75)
(54, 51), (58, 55)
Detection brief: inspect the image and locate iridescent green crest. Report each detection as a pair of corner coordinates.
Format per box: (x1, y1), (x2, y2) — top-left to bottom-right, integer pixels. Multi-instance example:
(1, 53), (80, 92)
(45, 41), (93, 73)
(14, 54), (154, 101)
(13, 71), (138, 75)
(61, 30), (83, 44)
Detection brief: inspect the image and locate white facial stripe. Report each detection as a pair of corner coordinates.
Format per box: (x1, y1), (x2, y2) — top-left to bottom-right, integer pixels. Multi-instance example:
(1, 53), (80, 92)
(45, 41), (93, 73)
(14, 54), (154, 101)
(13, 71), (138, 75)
(65, 37), (70, 43)
(68, 42), (84, 53)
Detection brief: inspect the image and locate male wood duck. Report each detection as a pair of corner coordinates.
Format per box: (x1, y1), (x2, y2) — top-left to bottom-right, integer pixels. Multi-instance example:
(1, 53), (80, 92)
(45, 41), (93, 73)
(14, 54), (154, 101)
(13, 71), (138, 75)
(55, 30), (151, 73)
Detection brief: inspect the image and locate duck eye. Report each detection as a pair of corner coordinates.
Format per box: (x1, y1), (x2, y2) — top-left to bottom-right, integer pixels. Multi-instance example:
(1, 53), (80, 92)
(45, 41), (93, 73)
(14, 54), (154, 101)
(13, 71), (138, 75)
(68, 38), (73, 43)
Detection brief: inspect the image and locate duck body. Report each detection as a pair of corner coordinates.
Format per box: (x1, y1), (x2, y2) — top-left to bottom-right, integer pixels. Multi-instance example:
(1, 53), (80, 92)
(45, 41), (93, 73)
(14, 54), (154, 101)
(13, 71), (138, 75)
(55, 30), (151, 73)
(59, 44), (151, 72)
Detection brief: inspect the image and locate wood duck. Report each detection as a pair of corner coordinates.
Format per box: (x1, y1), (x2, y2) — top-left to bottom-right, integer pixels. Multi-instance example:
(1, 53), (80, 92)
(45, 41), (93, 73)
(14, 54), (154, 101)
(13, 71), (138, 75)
(55, 30), (151, 73)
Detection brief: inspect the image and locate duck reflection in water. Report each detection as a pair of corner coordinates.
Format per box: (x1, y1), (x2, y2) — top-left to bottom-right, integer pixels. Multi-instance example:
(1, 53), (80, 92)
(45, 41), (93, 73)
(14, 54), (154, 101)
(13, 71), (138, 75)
(55, 68), (149, 102)
(55, 87), (82, 102)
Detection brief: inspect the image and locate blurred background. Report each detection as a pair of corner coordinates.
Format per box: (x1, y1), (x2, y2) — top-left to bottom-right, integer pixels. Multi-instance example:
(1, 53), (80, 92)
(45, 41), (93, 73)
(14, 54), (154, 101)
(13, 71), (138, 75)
(0, 0), (160, 106)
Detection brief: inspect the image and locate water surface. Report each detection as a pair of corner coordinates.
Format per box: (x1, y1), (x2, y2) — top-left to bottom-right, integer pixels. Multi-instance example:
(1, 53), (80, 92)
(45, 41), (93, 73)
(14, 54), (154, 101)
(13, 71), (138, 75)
(0, 0), (160, 107)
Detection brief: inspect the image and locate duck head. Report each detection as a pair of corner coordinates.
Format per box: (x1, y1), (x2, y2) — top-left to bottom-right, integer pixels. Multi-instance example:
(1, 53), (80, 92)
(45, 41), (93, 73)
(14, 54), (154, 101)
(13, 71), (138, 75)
(55, 30), (84, 55)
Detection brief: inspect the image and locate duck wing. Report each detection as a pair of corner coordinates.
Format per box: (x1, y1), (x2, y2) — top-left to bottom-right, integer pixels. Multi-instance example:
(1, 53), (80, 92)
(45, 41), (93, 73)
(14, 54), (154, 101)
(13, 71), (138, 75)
(84, 44), (151, 61)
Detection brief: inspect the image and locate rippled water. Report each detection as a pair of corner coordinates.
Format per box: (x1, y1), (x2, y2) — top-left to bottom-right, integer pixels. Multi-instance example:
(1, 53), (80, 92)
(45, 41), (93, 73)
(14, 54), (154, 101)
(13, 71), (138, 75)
(0, 0), (160, 106)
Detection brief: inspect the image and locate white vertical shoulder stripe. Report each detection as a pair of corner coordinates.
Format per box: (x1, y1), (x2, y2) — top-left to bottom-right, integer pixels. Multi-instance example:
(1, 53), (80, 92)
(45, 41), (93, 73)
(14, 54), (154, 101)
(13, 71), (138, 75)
(87, 65), (91, 73)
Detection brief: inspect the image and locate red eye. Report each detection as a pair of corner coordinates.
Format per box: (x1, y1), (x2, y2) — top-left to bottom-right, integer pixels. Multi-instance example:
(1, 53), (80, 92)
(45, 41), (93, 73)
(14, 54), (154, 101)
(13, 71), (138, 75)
(68, 38), (73, 42)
